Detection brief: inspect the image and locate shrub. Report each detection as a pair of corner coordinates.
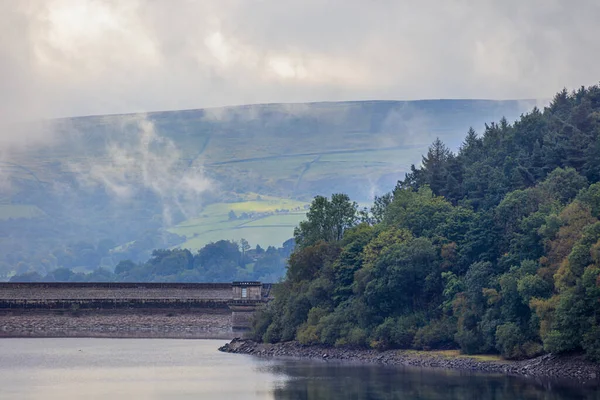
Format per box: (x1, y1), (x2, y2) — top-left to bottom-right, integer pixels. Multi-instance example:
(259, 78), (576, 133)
(495, 323), (525, 359)
(345, 327), (368, 348)
(297, 324), (319, 345)
(370, 316), (418, 350)
(582, 325), (600, 362)
(413, 319), (456, 350)
(251, 306), (275, 342)
(455, 329), (483, 355)
(522, 341), (544, 358)
(306, 307), (328, 325)
(263, 321), (282, 343)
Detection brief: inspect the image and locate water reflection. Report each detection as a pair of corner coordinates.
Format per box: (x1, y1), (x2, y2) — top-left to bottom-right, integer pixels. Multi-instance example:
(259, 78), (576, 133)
(266, 360), (600, 400)
(0, 339), (597, 400)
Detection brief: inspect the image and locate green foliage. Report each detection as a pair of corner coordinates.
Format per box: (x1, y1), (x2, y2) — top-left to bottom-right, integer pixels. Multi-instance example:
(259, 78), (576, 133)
(287, 241), (340, 284)
(363, 237), (438, 316)
(413, 319), (456, 350)
(11, 238), (292, 283)
(294, 194), (358, 249)
(582, 324), (600, 362)
(252, 84), (600, 362)
(371, 316), (422, 350)
(517, 274), (551, 303)
(495, 323), (524, 358)
(539, 167), (588, 204)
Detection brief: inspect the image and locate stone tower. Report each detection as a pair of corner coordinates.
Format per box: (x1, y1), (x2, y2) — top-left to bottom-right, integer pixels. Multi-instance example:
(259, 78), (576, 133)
(229, 281), (264, 330)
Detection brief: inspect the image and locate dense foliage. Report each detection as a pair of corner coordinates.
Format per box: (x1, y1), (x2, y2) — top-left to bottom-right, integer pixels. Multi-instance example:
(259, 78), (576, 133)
(10, 239), (293, 283)
(253, 84), (600, 361)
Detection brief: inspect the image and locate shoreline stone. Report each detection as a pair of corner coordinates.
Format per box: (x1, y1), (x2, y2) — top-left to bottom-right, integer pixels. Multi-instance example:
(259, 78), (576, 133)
(219, 338), (600, 384)
(0, 310), (236, 339)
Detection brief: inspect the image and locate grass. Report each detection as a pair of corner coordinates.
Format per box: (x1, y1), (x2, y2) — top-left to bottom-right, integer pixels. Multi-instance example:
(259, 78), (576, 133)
(168, 197), (309, 250)
(177, 225), (297, 250)
(240, 213), (306, 227)
(400, 349), (504, 362)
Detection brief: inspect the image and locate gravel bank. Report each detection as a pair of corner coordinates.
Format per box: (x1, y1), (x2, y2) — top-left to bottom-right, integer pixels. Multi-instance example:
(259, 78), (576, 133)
(219, 338), (600, 383)
(0, 310), (235, 339)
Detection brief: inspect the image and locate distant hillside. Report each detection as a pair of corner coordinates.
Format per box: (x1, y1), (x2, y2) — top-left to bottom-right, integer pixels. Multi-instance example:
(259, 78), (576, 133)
(0, 99), (538, 278)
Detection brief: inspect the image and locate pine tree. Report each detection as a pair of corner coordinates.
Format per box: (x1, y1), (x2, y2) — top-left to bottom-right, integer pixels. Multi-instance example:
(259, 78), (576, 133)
(421, 138), (451, 195)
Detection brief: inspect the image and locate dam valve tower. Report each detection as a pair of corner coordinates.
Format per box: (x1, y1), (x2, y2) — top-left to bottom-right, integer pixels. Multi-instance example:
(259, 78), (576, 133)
(228, 281), (266, 330)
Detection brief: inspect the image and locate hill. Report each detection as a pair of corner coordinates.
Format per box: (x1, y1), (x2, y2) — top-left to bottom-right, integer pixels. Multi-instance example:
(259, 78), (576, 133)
(0, 99), (537, 278)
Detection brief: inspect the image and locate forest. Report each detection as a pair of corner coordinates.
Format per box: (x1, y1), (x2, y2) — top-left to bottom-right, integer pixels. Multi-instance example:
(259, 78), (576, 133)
(252, 84), (600, 362)
(9, 239), (293, 283)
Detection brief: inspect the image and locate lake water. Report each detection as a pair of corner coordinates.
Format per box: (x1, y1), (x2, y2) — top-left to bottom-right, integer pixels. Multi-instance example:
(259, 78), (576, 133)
(0, 338), (597, 399)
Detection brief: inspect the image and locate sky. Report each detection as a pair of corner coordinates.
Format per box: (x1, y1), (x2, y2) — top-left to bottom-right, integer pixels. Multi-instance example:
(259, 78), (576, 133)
(1, 0), (599, 122)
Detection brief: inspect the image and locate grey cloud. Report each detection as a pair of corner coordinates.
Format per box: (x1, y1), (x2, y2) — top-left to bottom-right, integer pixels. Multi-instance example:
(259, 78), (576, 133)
(0, 0), (599, 126)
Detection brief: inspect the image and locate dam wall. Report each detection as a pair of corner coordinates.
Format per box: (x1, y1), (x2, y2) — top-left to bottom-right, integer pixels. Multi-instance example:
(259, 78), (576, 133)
(0, 282), (271, 338)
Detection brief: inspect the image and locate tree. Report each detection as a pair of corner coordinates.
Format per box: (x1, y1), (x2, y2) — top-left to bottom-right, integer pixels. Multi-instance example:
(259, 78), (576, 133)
(539, 167), (588, 204)
(294, 194), (357, 249)
(420, 138), (452, 195)
(286, 241), (340, 283)
(240, 238), (250, 256)
(114, 260), (137, 275)
(255, 244), (265, 255)
(251, 83), (600, 360)
(370, 193), (393, 224)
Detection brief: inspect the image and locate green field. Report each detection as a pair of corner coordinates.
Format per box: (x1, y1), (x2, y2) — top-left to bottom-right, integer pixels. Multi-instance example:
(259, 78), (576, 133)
(169, 197), (308, 250)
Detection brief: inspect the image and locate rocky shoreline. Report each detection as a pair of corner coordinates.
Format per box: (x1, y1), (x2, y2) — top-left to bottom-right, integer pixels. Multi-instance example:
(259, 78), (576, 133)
(219, 338), (600, 384)
(0, 310), (235, 339)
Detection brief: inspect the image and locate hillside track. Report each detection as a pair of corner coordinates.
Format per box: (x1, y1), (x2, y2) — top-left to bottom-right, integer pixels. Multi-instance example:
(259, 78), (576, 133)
(206, 144), (426, 166)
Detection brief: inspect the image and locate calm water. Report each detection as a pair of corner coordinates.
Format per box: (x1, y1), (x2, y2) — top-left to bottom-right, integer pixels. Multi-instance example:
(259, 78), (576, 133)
(0, 339), (597, 400)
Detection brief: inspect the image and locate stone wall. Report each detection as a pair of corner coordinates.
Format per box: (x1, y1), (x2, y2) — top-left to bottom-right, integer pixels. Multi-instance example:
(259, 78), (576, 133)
(0, 283), (232, 301)
(0, 282), (269, 337)
(0, 309), (234, 339)
(232, 282), (263, 300)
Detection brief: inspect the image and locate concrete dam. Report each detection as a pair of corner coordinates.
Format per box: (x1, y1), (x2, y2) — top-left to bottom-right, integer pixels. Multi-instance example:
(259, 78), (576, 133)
(0, 282), (273, 339)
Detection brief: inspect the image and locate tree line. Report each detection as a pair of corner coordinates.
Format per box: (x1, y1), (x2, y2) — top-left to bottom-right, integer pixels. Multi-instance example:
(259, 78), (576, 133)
(252, 84), (600, 361)
(10, 238), (293, 283)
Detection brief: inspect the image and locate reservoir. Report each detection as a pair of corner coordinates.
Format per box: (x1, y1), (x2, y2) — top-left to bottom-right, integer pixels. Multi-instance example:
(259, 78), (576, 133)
(0, 338), (597, 399)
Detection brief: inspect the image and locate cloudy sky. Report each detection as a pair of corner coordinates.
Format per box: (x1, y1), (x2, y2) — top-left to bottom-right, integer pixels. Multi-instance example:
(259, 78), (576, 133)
(1, 0), (599, 121)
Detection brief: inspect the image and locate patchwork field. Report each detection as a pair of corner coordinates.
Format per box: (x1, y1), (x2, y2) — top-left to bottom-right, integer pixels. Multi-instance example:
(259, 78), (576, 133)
(169, 196), (309, 250)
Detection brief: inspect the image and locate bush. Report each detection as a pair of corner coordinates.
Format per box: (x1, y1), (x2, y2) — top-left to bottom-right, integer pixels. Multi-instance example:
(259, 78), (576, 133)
(413, 319), (456, 350)
(455, 329), (483, 355)
(495, 323), (525, 359)
(522, 341), (544, 358)
(345, 327), (368, 348)
(263, 321), (283, 343)
(297, 324), (319, 345)
(370, 316), (419, 350)
(306, 307), (328, 325)
(251, 305), (275, 342)
(582, 325), (600, 362)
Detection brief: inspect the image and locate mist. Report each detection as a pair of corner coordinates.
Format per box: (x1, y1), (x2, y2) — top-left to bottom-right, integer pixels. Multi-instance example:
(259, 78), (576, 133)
(65, 116), (211, 227)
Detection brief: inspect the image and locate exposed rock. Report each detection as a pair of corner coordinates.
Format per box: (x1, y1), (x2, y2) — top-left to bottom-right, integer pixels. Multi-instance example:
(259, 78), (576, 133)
(0, 310), (235, 339)
(219, 339), (600, 383)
